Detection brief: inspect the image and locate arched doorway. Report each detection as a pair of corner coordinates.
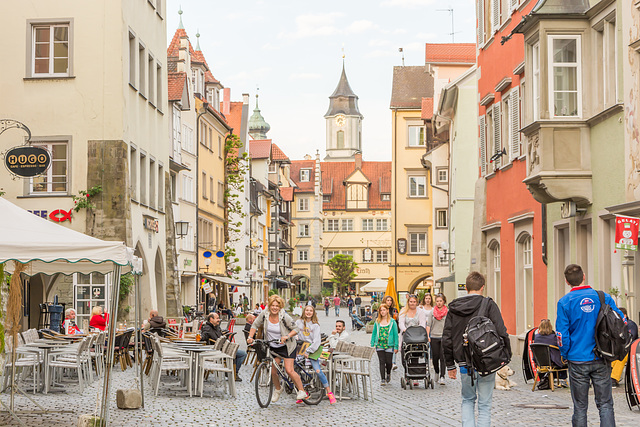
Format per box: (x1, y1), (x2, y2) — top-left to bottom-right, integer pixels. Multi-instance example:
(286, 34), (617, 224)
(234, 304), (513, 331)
(408, 274), (434, 295)
(134, 242), (150, 316)
(155, 248), (166, 315)
(292, 275), (310, 299)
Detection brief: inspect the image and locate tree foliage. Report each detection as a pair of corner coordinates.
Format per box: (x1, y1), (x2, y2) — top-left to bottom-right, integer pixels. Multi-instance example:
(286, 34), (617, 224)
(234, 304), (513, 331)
(224, 133), (249, 278)
(326, 254), (357, 295)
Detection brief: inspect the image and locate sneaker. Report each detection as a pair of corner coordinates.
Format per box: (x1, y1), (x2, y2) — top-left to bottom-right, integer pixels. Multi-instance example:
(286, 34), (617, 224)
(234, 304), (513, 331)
(392, 364), (398, 371)
(559, 379), (569, 388)
(272, 386), (283, 403)
(296, 389), (309, 400)
(611, 379), (619, 388)
(235, 375), (243, 382)
(439, 376), (446, 385)
(327, 392), (337, 404)
(295, 399), (303, 404)
(386, 374), (391, 384)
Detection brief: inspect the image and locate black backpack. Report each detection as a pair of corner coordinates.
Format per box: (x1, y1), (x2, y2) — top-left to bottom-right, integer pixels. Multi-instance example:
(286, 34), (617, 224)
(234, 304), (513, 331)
(595, 290), (632, 362)
(463, 297), (511, 378)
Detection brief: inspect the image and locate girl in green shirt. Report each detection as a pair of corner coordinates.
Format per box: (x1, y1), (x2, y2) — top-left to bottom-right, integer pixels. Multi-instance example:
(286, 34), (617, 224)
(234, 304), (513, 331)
(370, 303), (399, 384)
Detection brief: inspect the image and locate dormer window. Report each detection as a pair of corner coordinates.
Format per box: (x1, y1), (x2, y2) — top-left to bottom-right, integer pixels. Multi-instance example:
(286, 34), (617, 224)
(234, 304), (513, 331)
(300, 169), (311, 182)
(381, 193), (390, 201)
(346, 183), (368, 210)
(268, 162), (276, 173)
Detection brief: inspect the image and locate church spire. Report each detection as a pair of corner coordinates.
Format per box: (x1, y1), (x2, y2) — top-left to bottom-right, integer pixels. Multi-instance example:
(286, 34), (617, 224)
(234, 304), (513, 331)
(178, 6), (184, 29)
(325, 62), (362, 118)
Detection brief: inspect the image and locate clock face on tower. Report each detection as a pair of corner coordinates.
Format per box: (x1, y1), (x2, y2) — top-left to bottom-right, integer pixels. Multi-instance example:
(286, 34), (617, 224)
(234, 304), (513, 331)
(335, 115), (346, 127)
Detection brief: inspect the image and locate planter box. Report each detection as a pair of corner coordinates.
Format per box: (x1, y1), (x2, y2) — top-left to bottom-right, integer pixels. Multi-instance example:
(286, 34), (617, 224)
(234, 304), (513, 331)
(366, 324), (374, 334)
(234, 317), (246, 326)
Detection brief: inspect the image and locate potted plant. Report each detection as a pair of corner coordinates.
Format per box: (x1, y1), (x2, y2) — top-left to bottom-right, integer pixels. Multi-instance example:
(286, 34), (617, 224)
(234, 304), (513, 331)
(366, 319), (375, 334)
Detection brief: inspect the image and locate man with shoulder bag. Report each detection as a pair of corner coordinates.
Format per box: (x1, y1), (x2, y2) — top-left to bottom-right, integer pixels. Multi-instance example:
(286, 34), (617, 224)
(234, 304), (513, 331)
(556, 264), (629, 427)
(442, 271), (511, 427)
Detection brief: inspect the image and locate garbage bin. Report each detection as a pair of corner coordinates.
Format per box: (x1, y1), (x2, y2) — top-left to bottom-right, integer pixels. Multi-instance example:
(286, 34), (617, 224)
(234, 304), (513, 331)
(48, 296), (64, 333)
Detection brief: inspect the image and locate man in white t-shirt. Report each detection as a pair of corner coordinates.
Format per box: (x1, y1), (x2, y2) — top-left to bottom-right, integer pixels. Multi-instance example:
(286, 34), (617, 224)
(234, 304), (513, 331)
(328, 320), (350, 349)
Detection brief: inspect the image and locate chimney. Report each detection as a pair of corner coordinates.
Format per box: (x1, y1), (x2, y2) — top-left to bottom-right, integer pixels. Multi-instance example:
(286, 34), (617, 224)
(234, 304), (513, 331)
(242, 93), (250, 105)
(355, 152), (362, 169)
(304, 154), (312, 160)
(223, 88), (231, 115)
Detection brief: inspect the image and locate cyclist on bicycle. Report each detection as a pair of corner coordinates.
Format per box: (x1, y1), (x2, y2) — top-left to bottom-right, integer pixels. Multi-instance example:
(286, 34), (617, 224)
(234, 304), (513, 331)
(247, 295), (308, 402)
(296, 305), (337, 404)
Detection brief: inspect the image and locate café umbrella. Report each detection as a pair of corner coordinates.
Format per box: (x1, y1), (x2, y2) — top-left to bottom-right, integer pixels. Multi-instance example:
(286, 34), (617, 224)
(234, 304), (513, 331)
(0, 197), (136, 425)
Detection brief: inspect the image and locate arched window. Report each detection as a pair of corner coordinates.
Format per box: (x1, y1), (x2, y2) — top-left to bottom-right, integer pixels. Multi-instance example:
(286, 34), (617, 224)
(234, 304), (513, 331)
(337, 130), (344, 149)
(517, 233), (534, 333)
(488, 240), (501, 308)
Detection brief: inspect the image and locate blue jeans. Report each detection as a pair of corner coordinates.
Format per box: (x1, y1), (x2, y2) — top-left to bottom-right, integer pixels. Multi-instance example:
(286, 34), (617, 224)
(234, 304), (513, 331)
(568, 361), (615, 427)
(309, 358), (329, 388)
(235, 349), (247, 374)
(334, 306), (339, 315)
(460, 368), (496, 427)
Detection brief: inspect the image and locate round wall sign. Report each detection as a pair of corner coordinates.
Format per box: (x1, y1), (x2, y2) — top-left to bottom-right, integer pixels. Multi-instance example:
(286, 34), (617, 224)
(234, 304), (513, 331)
(216, 251), (225, 258)
(203, 251), (212, 258)
(4, 146), (51, 178)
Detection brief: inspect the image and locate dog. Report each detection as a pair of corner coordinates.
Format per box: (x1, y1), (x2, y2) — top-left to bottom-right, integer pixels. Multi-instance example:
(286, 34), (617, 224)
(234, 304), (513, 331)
(495, 365), (517, 390)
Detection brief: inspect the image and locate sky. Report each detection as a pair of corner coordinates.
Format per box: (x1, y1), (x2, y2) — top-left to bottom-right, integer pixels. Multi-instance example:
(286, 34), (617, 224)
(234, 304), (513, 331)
(167, 0), (476, 161)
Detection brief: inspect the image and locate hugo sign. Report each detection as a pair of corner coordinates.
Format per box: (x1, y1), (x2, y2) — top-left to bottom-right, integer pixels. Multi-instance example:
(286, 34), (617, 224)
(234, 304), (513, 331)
(4, 146), (51, 178)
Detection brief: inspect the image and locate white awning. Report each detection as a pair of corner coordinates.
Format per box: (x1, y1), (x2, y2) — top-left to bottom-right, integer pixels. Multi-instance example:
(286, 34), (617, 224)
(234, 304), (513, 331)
(205, 275), (251, 287)
(360, 278), (388, 292)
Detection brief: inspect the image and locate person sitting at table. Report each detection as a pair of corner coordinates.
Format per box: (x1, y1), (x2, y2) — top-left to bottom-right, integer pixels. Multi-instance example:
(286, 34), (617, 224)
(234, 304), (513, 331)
(200, 312), (247, 381)
(217, 302), (235, 319)
(63, 308), (83, 335)
(143, 309), (167, 331)
(89, 306), (107, 331)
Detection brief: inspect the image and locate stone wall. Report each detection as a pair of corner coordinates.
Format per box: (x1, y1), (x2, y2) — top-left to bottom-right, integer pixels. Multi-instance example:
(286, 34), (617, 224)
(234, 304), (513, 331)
(164, 171), (181, 317)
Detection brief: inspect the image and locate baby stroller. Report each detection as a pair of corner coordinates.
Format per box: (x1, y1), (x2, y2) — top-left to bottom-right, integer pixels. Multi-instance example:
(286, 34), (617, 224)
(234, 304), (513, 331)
(350, 311), (365, 331)
(400, 326), (434, 389)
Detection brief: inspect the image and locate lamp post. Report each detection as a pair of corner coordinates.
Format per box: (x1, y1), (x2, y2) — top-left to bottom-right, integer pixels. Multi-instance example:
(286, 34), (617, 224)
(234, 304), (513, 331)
(175, 221), (189, 239)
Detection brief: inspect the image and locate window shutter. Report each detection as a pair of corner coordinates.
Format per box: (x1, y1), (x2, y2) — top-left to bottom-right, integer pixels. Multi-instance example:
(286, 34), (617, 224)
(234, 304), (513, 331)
(510, 0), (518, 10)
(492, 0), (500, 32)
(477, 0), (484, 45)
(480, 116), (486, 176)
(510, 86), (521, 160)
(493, 103), (501, 169)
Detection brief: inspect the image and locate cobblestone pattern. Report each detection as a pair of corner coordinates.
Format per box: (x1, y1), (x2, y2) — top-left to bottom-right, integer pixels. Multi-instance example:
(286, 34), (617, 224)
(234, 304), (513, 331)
(1, 312), (639, 426)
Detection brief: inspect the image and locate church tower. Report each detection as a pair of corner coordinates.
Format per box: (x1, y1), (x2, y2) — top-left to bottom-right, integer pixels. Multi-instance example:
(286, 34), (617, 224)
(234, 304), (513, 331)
(324, 63), (363, 161)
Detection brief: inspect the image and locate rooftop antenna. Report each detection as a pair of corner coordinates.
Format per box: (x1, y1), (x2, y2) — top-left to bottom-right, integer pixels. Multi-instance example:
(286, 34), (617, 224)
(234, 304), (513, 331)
(437, 7), (460, 42)
(398, 47), (404, 66)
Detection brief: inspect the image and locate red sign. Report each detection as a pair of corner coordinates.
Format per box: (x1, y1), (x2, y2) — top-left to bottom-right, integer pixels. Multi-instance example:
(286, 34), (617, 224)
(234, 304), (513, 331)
(49, 209), (72, 222)
(614, 215), (640, 251)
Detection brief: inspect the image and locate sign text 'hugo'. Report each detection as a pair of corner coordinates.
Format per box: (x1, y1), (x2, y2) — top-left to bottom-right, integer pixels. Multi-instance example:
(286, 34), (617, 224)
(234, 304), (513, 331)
(4, 146), (51, 178)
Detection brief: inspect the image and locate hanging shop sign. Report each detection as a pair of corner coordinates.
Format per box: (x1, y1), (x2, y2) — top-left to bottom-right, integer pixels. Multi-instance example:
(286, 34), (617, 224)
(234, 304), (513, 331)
(4, 145), (51, 178)
(615, 215), (640, 251)
(397, 238), (407, 255)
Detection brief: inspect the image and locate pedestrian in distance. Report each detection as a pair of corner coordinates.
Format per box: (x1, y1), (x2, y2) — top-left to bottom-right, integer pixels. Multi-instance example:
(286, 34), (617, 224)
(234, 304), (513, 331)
(442, 271), (511, 427)
(370, 303), (399, 385)
(430, 293), (448, 385)
(533, 319), (567, 389)
(398, 294), (429, 385)
(347, 295), (354, 313)
(333, 294), (341, 316)
(556, 264), (624, 426)
(611, 307), (639, 387)
(247, 295), (308, 403)
(295, 305), (337, 404)
(324, 297), (330, 317)
(355, 294), (362, 314)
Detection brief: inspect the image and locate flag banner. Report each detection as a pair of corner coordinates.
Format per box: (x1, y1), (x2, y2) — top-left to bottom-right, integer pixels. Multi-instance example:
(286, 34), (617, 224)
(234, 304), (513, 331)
(615, 215), (640, 251)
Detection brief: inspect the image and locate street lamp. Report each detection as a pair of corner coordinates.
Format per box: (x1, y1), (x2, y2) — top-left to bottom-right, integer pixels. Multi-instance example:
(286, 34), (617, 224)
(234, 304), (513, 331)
(175, 221), (189, 239)
(200, 258), (212, 273)
(438, 241), (455, 262)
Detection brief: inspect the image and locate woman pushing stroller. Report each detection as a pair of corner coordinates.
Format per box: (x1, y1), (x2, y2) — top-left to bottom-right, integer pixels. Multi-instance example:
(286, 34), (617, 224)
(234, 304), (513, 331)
(398, 294), (429, 385)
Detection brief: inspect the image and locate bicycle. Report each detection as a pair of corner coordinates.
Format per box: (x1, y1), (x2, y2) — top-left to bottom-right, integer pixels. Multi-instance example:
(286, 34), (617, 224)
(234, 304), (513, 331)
(252, 339), (325, 408)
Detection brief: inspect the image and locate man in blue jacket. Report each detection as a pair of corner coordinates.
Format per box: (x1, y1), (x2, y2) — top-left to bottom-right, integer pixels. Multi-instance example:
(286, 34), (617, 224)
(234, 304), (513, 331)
(556, 264), (624, 427)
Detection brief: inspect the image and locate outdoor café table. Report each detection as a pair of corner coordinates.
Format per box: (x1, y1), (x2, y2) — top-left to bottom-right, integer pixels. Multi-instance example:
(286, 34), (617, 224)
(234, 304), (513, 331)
(173, 343), (221, 396)
(24, 339), (72, 393)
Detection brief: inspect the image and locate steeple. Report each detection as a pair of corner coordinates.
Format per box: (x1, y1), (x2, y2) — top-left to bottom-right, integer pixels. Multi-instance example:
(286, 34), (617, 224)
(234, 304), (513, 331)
(178, 6), (184, 29)
(248, 93), (271, 140)
(325, 63), (362, 118)
(195, 30), (201, 51)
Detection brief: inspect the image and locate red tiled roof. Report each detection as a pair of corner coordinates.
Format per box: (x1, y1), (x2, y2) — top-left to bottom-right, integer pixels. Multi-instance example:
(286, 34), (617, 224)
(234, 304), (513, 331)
(167, 28), (188, 58)
(205, 70), (219, 84)
(280, 187), (294, 202)
(290, 160), (316, 193)
(425, 43), (476, 64)
(249, 140), (272, 159)
(271, 143), (290, 162)
(167, 28), (221, 86)
(321, 160), (392, 210)
(168, 72), (187, 102)
(421, 97), (434, 120)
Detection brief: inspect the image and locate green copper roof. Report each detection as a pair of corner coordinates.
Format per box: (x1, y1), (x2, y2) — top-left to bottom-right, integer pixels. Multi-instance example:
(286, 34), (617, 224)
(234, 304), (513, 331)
(248, 94), (270, 139)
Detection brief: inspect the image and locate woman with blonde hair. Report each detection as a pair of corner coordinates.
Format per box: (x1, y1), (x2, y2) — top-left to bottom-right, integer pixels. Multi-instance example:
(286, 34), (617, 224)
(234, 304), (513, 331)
(370, 303), (399, 385)
(296, 305), (337, 404)
(89, 305), (107, 331)
(533, 319), (567, 388)
(248, 295), (307, 402)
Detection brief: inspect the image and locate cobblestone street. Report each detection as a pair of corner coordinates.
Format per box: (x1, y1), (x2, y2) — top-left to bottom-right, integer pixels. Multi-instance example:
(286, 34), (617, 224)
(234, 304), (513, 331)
(1, 312), (638, 426)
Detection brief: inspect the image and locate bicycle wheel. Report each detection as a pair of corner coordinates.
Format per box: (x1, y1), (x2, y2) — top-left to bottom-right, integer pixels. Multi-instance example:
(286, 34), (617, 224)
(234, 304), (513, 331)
(254, 362), (273, 408)
(302, 371), (325, 405)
